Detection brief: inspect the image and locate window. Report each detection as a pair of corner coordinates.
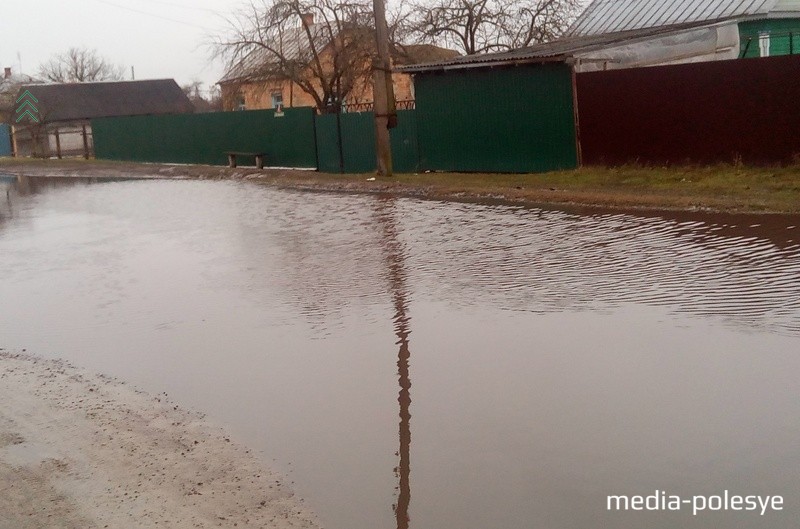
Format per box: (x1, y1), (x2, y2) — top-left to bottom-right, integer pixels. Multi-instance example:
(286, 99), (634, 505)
(271, 91), (283, 109)
(759, 32), (770, 57)
(235, 92), (246, 111)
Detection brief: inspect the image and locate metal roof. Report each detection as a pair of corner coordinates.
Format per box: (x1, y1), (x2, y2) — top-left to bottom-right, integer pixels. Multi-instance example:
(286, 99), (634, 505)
(568, 0), (779, 36)
(398, 21), (725, 72)
(18, 79), (194, 123)
(219, 24), (332, 84)
(221, 27), (460, 83)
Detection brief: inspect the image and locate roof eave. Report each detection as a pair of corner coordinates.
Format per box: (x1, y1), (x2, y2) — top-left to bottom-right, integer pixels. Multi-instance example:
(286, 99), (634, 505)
(398, 55), (569, 74)
(400, 19), (744, 74)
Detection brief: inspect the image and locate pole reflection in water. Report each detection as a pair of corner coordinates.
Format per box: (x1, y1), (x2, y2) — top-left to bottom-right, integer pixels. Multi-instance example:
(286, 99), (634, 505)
(375, 196), (412, 529)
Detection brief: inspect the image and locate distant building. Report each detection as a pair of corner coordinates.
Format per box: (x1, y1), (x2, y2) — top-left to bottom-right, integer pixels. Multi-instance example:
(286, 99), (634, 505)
(567, 0), (800, 68)
(218, 13), (458, 112)
(402, 1), (800, 76)
(0, 67), (39, 121)
(10, 79), (194, 157)
(1, 67), (42, 158)
(395, 1), (800, 173)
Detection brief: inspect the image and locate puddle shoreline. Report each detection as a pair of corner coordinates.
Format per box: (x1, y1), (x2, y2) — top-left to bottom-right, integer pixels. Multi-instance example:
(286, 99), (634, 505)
(0, 351), (320, 529)
(2, 160), (799, 215)
(2, 175), (799, 529)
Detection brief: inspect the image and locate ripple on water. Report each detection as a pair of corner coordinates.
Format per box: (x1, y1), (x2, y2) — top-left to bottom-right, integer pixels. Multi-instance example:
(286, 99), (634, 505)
(389, 200), (800, 337)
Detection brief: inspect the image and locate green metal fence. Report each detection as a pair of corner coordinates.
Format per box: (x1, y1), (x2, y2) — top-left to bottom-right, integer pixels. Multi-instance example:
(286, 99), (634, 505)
(415, 63), (578, 173)
(92, 108), (318, 168)
(92, 65), (577, 175)
(314, 110), (420, 173)
(739, 20), (800, 58)
(93, 107), (420, 173)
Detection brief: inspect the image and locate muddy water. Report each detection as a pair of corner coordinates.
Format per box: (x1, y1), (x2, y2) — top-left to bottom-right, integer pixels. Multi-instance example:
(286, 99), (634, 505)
(1, 174), (800, 529)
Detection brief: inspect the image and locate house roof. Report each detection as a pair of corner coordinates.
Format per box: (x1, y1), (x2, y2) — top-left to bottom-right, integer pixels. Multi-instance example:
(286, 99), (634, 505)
(218, 24), (460, 84)
(393, 44), (461, 66)
(398, 20), (725, 72)
(0, 73), (40, 111)
(1, 73), (39, 94)
(568, 0), (799, 37)
(17, 79), (194, 123)
(219, 23), (333, 84)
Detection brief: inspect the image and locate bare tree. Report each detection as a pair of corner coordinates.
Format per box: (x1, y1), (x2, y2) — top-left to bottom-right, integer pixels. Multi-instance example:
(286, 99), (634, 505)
(182, 81), (223, 112)
(38, 47), (124, 83)
(410, 0), (581, 55)
(213, 0), (380, 113)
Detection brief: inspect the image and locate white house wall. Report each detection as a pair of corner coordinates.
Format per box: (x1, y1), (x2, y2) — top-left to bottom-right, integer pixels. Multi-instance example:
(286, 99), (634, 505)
(774, 0), (800, 11)
(574, 23), (740, 72)
(48, 126), (91, 155)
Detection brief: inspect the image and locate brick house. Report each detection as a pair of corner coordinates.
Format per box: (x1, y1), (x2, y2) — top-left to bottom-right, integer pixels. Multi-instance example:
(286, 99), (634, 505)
(218, 14), (458, 112)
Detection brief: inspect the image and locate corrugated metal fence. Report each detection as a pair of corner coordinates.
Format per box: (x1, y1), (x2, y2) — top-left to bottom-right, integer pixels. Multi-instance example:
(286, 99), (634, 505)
(92, 55), (800, 173)
(93, 108), (420, 173)
(415, 63), (579, 173)
(315, 110), (420, 173)
(93, 108), (318, 168)
(577, 54), (800, 165)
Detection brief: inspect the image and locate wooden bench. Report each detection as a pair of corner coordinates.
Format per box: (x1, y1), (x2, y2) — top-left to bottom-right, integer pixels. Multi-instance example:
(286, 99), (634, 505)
(224, 151), (266, 169)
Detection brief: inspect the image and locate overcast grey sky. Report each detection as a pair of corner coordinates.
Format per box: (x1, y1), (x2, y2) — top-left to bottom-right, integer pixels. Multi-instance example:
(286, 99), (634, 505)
(1, 0), (590, 95)
(0, 0), (245, 93)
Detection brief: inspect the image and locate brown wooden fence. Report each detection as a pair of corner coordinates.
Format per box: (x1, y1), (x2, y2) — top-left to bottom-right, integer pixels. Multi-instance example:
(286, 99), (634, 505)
(576, 54), (800, 166)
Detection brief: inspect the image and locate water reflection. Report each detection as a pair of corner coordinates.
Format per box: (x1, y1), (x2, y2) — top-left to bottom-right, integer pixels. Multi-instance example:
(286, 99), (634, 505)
(394, 201), (800, 337)
(221, 188), (800, 339)
(5, 174), (132, 196)
(1, 177), (800, 529)
(374, 197), (412, 529)
(0, 177), (12, 225)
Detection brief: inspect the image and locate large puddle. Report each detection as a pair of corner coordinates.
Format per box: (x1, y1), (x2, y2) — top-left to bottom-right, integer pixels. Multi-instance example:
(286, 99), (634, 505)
(1, 174), (799, 529)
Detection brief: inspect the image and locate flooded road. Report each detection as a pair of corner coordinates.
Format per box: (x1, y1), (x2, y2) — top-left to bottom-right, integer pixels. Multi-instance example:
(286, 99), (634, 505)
(1, 174), (800, 529)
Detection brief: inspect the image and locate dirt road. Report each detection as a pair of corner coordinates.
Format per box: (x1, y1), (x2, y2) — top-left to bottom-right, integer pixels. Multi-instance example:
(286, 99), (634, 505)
(0, 352), (320, 529)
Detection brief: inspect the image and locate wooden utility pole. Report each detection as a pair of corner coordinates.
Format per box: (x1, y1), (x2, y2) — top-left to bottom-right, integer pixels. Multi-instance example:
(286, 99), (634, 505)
(10, 125), (18, 157)
(372, 0), (395, 176)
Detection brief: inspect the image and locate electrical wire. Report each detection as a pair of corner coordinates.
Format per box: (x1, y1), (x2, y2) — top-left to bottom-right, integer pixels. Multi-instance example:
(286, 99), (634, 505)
(133, 0), (226, 16)
(89, 0), (218, 31)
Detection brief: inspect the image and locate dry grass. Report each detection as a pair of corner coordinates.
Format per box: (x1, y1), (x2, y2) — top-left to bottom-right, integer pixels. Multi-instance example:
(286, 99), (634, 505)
(383, 164), (800, 213)
(2, 158), (799, 213)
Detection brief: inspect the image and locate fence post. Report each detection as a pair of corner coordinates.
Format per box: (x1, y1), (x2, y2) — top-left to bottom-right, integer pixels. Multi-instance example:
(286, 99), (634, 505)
(54, 127), (62, 159)
(311, 109), (320, 171)
(81, 124), (89, 159)
(10, 125), (17, 157)
(571, 64), (583, 168)
(335, 109), (344, 173)
(741, 37), (753, 58)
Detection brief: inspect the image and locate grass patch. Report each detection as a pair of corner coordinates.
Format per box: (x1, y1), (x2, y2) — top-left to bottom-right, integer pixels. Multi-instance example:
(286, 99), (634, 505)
(2, 158), (799, 213)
